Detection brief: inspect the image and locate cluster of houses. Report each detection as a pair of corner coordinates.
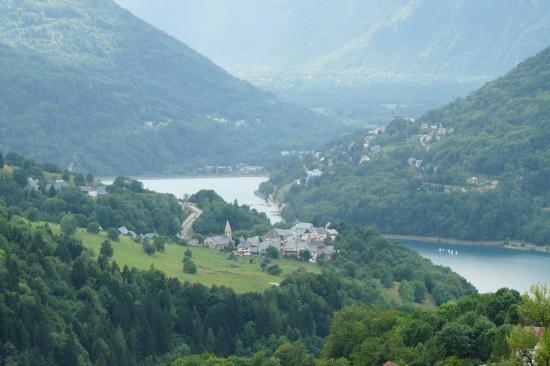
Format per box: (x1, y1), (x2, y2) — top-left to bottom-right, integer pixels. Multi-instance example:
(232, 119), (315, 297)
(118, 226), (159, 240)
(195, 164), (264, 175)
(26, 178), (108, 197)
(420, 123), (454, 136)
(79, 185), (108, 197)
(408, 157), (424, 168)
(203, 221), (338, 263)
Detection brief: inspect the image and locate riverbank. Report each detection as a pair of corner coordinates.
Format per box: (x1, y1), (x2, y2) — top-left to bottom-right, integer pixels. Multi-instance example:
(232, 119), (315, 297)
(385, 234), (550, 254)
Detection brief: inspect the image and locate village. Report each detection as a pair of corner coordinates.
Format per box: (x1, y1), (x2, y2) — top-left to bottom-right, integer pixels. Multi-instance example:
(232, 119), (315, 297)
(202, 220), (338, 263)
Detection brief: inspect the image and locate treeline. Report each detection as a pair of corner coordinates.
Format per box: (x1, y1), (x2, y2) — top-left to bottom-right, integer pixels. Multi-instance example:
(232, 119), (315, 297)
(190, 190), (271, 238)
(0, 152), (184, 236)
(167, 286), (550, 366)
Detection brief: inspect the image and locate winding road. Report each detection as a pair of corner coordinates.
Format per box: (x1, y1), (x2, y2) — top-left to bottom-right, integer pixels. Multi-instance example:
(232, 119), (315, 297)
(179, 203), (202, 240)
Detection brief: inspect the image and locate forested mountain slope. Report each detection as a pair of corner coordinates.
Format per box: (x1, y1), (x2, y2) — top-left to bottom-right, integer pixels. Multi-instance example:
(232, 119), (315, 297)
(0, 154), (483, 365)
(0, 0), (331, 175)
(265, 47), (550, 245)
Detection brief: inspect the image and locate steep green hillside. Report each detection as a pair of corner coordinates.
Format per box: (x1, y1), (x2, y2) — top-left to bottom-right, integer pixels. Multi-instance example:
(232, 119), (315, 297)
(266, 47), (550, 245)
(0, 0), (331, 175)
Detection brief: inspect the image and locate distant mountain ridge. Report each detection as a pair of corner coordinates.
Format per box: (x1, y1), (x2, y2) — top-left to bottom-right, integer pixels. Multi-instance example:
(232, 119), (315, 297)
(115, 0), (550, 123)
(0, 0), (332, 175)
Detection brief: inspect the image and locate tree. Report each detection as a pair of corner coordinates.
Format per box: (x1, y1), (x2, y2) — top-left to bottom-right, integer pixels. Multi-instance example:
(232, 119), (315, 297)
(100, 240), (113, 258)
(380, 271), (394, 288)
(71, 255), (88, 288)
(342, 261), (357, 278)
(74, 173), (86, 186)
(436, 322), (473, 358)
(0, 151), (3, 169)
(12, 168), (28, 187)
(265, 246), (279, 259)
(60, 214), (78, 236)
(298, 249), (311, 262)
(183, 257), (197, 274)
(143, 239), (156, 256)
(399, 281), (415, 303)
(86, 173), (94, 184)
(153, 236), (166, 252)
(520, 284), (550, 327)
(107, 228), (119, 241)
(536, 331), (550, 366)
(184, 249), (193, 258)
(86, 221), (100, 234)
(62, 170), (70, 182)
(274, 342), (315, 366)
(507, 326), (538, 366)
(266, 264), (282, 276)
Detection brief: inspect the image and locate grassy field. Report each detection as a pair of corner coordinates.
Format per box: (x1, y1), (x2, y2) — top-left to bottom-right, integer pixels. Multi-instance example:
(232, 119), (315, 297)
(44, 224), (321, 293)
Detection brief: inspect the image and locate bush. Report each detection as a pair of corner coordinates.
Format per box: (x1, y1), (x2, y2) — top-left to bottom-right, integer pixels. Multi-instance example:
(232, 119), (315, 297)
(24, 207), (40, 222)
(265, 246), (280, 259)
(60, 214), (77, 236)
(143, 239), (156, 256)
(153, 236), (166, 252)
(266, 264), (282, 276)
(107, 228), (119, 241)
(100, 240), (113, 258)
(86, 221), (100, 234)
(183, 257), (197, 274)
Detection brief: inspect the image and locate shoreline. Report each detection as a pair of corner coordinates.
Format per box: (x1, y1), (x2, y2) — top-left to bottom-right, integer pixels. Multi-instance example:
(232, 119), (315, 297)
(385, 234), (550, 254)
(98, 173), (270, 181)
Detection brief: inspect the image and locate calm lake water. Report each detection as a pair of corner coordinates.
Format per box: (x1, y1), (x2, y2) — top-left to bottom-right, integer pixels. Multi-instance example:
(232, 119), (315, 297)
(103, 176), (282, 223)
(400, 239), (550, 293)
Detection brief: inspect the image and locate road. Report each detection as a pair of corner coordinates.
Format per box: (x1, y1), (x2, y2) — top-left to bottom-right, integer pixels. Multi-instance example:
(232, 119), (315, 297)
(179, 203), (203, 240)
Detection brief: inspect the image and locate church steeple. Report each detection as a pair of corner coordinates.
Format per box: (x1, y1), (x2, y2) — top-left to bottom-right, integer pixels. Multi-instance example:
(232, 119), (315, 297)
(224, 220), (232, 238)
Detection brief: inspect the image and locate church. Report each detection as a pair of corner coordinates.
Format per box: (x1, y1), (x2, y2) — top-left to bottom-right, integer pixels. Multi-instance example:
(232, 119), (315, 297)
(204, 220), (234, 251)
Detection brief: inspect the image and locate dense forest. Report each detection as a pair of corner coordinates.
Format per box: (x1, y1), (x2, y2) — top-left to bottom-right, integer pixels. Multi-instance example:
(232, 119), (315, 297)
(0, 0), (333, 175)
(1, 211), (547, 365)
(190, 190), (271, 238)
(265, 46), (550, 246)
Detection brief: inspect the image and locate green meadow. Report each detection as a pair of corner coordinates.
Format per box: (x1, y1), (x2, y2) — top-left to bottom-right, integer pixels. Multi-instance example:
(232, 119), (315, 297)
(44, 224), (321, 293)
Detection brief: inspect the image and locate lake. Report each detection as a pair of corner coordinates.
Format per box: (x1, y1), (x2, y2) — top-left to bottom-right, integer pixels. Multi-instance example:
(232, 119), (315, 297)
(400, 239), (550, 293)
(103, 176), (282, 223)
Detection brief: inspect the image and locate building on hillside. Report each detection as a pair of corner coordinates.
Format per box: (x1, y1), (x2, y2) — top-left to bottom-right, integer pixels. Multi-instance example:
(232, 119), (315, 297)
(54, 179), (68, 191)
(204, 220), (234, 251)
(205, 235), (232, 251)
(118, 226), (130, 235)
(96, 186), (108, 196)
(292, 222), (314, 236)
(26, 178), (40, 192)
(306, 169), (323, 182)
(224, 220), (232, 238)
(265, 228), (294, 241)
